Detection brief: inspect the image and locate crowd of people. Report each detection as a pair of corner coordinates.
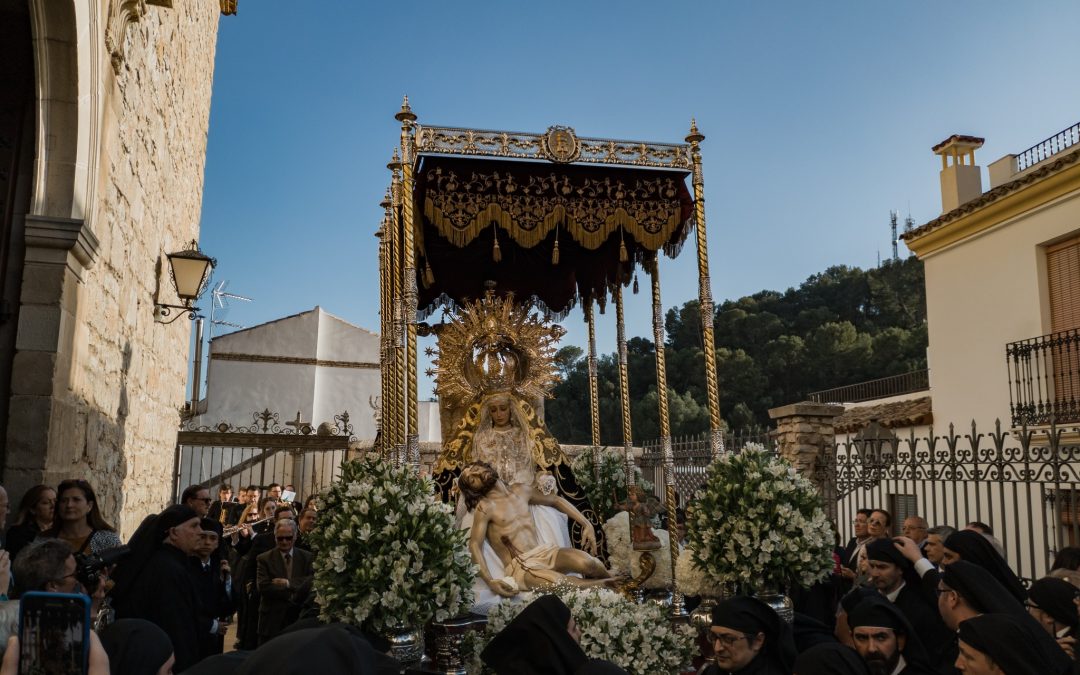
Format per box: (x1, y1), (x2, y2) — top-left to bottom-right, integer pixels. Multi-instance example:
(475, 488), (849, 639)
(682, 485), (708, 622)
(2, 473), (1077, 675)
(0, 479), (406, 674)
(694, 508), (1080, 675)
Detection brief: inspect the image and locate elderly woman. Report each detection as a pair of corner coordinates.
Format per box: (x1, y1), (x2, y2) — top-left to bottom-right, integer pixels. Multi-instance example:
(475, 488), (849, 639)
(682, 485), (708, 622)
(5, 485), (55, 559)
(40, 479), (121, 555)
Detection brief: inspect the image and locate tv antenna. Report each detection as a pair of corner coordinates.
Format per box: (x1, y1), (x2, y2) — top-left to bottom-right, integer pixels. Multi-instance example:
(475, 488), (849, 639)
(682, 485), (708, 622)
(208, 280), (253, 341)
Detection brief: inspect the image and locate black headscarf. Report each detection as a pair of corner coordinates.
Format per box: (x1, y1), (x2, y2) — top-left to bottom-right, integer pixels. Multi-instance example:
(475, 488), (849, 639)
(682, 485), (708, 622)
(1028, 577), (1080, 630)
(865, 538), (910, 569)
(793, 643), (870, 675)
(155, 504), (199, 539)
(235, 624), (378, 675)
(98, 619), (173, 675)
(481, 595), (587, 675)
(940, 561), (1025, 616)
(846, 595), (930, 670)
(792, 612), (838, 653)
(711, 596), (797, 674)
(944, 530), (1026, 602)
(958, 613), (1058, 675)
(839, 587), (879, 616)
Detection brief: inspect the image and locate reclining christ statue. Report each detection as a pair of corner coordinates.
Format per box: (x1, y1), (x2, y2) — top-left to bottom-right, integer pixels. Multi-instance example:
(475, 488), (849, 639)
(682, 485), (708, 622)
(429, 290), (608, 609)
(458, 461), (614, 597)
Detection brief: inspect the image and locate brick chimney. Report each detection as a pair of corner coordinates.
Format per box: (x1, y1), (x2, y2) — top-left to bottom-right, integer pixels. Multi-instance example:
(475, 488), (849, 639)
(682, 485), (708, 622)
(932, 134), (985, 213)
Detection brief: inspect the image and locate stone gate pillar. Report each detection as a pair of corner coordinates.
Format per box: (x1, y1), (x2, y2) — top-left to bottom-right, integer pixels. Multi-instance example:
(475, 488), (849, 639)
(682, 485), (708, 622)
(768, 402), (843, 520)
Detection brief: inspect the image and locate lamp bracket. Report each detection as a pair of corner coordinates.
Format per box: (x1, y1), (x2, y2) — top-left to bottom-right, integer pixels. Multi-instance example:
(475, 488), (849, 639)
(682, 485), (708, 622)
(155, 303), (199, 325)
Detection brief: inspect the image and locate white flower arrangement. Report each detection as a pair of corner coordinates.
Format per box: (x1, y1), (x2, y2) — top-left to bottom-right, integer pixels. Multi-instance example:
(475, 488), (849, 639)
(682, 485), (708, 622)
(308, 455), (475, 632)
(687, 443), (834, 591)
(471, 587), (696, 675)
(603, 511), (673, 589)
(674, 546), (720, 598)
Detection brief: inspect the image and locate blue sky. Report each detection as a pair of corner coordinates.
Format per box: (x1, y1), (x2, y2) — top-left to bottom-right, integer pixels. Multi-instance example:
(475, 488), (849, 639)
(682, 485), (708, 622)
(195, 1), (1080, 399)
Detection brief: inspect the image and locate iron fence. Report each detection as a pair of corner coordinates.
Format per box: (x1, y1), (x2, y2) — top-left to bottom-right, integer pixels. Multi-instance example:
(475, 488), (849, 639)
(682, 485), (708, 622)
(822, 420), (1080, 583)
(808, 369), (929, 404)
(638, 429), (773, 505)
(1007, 328), (1080, 426)
(1016, 121), (1080, 171)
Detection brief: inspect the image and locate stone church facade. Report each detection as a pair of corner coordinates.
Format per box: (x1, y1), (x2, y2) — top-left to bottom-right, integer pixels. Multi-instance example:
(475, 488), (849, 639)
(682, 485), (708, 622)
(0, 0), (221, 535)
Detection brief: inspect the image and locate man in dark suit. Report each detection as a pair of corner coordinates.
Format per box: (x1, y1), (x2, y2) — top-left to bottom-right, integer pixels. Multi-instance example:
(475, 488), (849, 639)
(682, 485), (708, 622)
(255, 518), (313, 644)
(191, 519), (235, 660)
(864, 538), (951, 670)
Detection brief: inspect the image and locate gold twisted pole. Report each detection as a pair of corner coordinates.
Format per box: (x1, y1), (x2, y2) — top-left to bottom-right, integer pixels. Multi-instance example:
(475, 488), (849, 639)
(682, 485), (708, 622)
(377, 192), (391, 459)
(585, 299), (601, 462)
(687, 119), (724, 458)
(650, 256), (685, 617)
(615, 284), (635, 487)
(389, 152), (405, 466)
(398, 96), (420, 472)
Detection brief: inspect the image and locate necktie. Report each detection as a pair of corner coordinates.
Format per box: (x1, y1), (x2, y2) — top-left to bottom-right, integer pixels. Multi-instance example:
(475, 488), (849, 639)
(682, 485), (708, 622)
(284, 552), (292, 579)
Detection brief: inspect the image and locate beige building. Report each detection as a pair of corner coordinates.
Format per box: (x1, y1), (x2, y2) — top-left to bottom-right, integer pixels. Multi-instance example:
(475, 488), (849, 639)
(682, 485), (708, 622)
(904, 126), (1080, 430)
(0, 0), (224, 535)
(801, 124), (1080, 579)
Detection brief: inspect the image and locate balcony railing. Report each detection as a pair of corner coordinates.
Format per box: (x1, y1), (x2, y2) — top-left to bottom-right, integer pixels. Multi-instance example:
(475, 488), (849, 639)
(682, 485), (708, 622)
(1007, 329), (1080, 427)
(1016, 122), (1080, 172)
(808, 369), (930, 405)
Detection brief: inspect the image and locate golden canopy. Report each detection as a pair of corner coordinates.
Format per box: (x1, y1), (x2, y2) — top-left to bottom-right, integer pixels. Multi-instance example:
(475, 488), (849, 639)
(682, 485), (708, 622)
(408, 125), (695, 318)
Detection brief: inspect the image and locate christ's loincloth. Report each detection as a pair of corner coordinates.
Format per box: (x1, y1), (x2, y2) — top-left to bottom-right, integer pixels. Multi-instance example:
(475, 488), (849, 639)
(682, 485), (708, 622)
(503, 543), (563, 589)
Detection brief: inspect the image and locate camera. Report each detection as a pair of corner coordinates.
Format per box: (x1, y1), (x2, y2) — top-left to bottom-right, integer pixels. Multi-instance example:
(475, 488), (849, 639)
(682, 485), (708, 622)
(74, 545), (130, 591)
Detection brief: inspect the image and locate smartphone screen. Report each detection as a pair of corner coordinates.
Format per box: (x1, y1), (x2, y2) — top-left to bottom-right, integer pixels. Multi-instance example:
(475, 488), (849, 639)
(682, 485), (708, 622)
(281, 490), (296, 503)
(18, 592), (90, 675)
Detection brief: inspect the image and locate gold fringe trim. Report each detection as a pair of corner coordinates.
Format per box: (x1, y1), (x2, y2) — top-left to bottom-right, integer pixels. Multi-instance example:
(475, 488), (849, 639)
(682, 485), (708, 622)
(424, 199), (686, 252)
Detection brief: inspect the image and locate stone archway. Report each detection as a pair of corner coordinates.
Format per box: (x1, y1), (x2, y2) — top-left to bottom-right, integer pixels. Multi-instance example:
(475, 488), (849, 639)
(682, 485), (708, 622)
(0, 0), (38, 473)
(2, 0), (101, 497)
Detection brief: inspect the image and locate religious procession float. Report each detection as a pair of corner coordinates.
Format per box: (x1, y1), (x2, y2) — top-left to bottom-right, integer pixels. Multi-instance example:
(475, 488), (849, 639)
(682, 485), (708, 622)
(307, 99), (834, 674)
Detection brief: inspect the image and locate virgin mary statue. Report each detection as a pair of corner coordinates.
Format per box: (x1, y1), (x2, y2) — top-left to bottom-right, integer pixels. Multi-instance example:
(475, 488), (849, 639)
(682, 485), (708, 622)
(430, 292), (605, 610)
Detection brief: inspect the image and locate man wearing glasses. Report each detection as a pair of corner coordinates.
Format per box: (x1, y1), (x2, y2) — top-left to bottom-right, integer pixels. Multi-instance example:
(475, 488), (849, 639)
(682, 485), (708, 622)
(182, 484), (225, 555)
(704, 596), (795, 674)
(255, 518), (312, 645)
(901, 517), (929, 552)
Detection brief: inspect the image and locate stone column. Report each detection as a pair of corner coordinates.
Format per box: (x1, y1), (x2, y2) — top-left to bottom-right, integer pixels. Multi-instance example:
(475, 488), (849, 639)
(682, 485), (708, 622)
(5, 216), (98, 496)
(768, 402), (843, 519)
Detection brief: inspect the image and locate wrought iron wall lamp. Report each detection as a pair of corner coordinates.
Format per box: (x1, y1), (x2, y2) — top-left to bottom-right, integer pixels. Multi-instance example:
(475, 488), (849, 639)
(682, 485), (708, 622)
(154, 240), (216, 324)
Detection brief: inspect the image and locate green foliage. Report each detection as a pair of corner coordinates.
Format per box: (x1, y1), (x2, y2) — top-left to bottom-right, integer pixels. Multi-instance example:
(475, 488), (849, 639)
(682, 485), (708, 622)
(571, 448), (652, 523)
(549, 256), (927, 441)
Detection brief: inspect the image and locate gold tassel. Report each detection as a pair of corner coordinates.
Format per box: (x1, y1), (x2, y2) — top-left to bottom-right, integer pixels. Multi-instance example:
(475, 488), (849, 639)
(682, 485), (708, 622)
(552, 225), (560, 265)
(423, 261), (434, 287)
(633, 274), (639, 295)
(492, 226), (502, 263)
(619, 229), (628, 263)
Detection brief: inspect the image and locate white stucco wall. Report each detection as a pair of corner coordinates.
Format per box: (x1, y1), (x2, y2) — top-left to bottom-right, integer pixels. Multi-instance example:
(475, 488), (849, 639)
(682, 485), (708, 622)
(921, 191), (1080, 427)
(192, 307), (441, 442)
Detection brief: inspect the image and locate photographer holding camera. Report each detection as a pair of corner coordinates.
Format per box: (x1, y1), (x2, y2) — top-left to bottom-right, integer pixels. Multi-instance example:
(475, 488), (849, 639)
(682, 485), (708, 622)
(5, 539), (110, 673)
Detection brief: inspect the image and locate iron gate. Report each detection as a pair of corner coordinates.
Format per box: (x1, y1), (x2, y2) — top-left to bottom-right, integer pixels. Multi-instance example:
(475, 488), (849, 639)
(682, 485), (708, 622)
(173, 410), (359, 503)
